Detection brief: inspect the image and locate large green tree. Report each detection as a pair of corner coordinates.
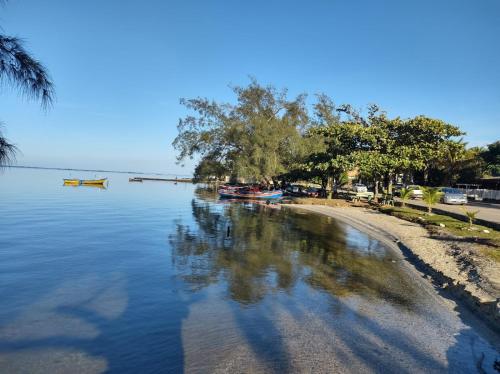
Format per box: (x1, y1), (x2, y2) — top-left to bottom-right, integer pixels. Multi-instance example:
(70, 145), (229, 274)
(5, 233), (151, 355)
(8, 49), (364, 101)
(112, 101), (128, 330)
(427, 140), (486, 185)
(481, 141), (500, 176)
(173, 80), (309, 183)
(295, 95), (365, 198)
(358, 114), (463, 195)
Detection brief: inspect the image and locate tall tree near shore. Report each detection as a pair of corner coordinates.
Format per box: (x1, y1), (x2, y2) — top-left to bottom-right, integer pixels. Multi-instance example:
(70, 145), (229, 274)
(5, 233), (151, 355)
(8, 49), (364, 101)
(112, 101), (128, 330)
(427, 141), (485, 185)
(173, 79), (309, 183)
(0, 9), (55, 166)
(355, 114), (463, 196)
(298, 95), (365, 198)
(403, 116), (464, 185)
(481, 141), (500, 177)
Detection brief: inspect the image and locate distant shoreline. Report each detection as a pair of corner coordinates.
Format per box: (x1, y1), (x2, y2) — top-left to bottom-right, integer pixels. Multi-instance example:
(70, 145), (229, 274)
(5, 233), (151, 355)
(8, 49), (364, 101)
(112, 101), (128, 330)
(2, 165), (192, 178)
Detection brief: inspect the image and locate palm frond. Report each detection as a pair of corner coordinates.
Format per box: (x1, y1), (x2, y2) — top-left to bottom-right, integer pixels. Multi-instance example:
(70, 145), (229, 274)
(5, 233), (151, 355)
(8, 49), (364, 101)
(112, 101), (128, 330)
(399, 188), (412, 207)
(422, 187), (443, 213)
(0, 35), (54, 108)
(461, 208), (479, 228)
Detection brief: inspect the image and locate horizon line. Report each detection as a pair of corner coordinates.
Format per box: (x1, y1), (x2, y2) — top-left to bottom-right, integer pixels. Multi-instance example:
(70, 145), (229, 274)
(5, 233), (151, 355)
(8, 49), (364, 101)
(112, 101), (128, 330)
(2, 165), (192, 178)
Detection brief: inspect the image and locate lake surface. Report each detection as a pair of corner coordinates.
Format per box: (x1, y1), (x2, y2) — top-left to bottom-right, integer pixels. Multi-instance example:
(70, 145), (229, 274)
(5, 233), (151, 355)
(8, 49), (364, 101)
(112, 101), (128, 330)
(0, 168), (498, 373)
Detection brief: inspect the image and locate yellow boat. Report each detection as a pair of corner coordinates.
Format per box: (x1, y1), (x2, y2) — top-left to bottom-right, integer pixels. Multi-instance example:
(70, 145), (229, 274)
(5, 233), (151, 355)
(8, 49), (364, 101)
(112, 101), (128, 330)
(81, 178), (107, 186)
(63, 178), (108, 186)
(63, 179), (80, 186)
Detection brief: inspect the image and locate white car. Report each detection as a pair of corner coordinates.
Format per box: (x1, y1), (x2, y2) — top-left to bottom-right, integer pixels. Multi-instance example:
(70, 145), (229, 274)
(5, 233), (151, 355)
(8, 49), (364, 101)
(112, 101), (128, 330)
(352, 183), (368, 193)
(440, 188), (468, 205)
(407, 185), (423, 199)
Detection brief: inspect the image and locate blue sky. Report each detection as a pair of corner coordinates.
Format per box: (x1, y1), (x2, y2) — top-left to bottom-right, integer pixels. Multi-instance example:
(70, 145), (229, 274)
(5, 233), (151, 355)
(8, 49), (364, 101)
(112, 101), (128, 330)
(1, 0), (499, 175)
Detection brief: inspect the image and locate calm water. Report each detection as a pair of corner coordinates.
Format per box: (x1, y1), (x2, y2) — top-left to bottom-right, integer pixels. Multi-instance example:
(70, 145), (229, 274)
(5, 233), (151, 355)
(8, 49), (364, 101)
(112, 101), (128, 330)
(0, 168), (498, 373)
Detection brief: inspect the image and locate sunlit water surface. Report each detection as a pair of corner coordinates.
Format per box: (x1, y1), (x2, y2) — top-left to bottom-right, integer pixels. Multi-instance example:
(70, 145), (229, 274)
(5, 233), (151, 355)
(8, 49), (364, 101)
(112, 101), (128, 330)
(0, 168), (498, 373)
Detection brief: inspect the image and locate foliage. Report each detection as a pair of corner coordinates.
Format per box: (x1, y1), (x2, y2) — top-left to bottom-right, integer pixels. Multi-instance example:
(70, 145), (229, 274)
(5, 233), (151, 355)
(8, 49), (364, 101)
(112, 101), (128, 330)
(399, 188), (412, 207)
(336, 172), (349, 187)
(0, 125), (18, 166)
(175, 81), (469, 192)
(0, 6), (54, 166)
(462, 208), (480, 229)
(353, 113), (462, 199)
(481, 141), (500, 176)
(456, 146), (486, 183)
(422, 187), (443, 214)
(303, 120), (363, 195)
(192, 155), (230, 182)
(426, 140), (485, 185)
(0, 36), (54, 108)
(173, 79), (309, 182)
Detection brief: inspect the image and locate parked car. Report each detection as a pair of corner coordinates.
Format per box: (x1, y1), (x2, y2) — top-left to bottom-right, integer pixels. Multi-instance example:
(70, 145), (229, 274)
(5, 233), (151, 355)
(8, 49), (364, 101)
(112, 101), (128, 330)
(407, 185), (423, 199)
(439, 187), (467, 205)
(285, 184), (305, 196)
(352, 183), (368, 193)
(304, 187), (320, 197)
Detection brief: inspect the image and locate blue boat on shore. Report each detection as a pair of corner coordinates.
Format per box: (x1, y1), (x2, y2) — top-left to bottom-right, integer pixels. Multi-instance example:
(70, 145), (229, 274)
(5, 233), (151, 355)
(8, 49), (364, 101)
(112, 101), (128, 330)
(218, 186), (283, 200)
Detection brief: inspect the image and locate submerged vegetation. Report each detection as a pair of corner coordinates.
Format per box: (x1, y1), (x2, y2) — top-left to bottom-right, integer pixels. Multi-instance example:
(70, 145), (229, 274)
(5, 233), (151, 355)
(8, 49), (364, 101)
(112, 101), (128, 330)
(174, 80), (499, 196)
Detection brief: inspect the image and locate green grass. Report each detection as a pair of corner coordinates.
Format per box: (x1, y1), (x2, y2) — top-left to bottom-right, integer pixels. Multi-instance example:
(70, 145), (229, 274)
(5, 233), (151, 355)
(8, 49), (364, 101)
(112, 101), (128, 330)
(379, 206), (500, 261)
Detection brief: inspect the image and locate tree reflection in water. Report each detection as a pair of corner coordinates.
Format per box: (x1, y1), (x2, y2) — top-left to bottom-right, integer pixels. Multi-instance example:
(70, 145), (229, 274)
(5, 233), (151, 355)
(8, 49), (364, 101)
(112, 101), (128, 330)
(169, 188), (418, 307)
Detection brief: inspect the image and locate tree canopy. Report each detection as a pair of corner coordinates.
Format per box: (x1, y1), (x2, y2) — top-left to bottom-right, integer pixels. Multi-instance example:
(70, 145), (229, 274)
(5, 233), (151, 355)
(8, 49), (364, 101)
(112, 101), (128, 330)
(481, 141), (500, 176)
(174, 80), (495, 192)
(174, 80), (310, 183)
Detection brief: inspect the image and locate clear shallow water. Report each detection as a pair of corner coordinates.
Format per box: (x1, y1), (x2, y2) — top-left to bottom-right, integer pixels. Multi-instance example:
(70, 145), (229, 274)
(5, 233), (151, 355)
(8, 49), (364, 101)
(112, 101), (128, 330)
(0, 168), (498, 373)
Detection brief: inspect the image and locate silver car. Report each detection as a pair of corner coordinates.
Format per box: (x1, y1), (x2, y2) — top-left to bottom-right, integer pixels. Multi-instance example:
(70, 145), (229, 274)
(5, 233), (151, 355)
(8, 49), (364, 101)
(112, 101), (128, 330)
(352, 183), (368, 193)
(407, 185), (423, 199)
(440, 188), (467, 205)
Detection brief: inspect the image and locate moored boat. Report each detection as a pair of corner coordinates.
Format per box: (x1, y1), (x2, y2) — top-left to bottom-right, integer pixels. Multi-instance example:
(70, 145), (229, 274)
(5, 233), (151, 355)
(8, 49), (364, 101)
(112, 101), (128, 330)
(81, 178), (107, 186)
(218, 186), (282, 200)
(63, 179), (80, 186)
(63, 178), (108, 186)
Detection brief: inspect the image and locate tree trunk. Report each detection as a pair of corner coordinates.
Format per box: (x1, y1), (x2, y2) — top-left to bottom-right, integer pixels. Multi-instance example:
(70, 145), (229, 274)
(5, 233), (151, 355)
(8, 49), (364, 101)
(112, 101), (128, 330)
(387, 174), (393, 195)
(321, 177), (328, 198)
(327, 174), (333, 199)
(373, 179), (379, 203)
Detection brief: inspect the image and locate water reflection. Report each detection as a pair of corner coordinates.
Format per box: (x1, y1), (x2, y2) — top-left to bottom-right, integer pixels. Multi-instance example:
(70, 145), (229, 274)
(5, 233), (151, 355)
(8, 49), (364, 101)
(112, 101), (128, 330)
(170, 189), (418, 307)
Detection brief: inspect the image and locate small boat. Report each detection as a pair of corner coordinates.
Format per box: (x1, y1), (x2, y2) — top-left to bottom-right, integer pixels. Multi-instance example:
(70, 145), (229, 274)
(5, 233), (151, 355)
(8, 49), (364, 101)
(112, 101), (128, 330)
(81, 178), (107, 186)
(63, 179), (80, 186)
(63, 178), (108, 186)
(218, 186), (283, 200)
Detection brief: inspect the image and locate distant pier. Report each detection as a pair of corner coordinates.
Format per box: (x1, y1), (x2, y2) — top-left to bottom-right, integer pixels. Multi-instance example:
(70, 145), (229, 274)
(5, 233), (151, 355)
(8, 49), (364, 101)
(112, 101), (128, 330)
(129, 177), (192, 183)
